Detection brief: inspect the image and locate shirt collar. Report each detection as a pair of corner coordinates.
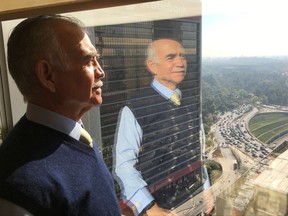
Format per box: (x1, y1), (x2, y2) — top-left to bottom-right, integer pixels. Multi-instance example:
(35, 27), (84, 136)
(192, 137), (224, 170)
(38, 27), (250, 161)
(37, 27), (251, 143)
(26, 103), (82, 140)
(151, 78), (181, 99)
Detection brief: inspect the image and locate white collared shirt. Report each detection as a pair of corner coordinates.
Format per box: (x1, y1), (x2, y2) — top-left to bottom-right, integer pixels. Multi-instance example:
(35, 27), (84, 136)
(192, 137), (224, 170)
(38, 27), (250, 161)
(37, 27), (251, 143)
(114, 79), (182, 215)
(26, 103), (82, 141)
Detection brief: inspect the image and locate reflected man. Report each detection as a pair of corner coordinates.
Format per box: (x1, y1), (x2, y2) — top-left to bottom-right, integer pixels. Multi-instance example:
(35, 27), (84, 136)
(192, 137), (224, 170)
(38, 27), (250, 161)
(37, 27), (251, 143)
(114, 38), (204, 216)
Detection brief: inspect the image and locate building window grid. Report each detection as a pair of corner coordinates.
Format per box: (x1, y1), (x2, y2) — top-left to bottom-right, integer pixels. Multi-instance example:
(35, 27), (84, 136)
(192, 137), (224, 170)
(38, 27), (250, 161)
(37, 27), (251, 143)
(94, 18), (201, 200)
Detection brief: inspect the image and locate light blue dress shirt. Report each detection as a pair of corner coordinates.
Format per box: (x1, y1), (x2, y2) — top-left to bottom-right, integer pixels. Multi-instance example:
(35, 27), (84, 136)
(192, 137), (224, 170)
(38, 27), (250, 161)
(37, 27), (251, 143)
(114, 79), (181, 215)
(26, 103), (83, 141)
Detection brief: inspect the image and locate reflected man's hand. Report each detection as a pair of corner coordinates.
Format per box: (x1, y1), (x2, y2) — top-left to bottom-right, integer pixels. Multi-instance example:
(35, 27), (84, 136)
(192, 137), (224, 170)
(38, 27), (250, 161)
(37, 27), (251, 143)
(145, 203), (178, 216)
(203, 188), (214, 215)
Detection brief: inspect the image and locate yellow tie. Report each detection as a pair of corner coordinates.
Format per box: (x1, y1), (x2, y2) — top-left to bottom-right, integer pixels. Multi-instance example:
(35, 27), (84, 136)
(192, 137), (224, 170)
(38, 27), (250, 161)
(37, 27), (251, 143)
(170, 92), (181, 106)
(80, 128), (93, 148)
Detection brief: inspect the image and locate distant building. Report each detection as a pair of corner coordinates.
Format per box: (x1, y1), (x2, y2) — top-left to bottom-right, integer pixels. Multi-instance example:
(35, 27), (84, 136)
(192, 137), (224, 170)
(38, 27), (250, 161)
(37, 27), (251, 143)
(215, 148), (288, 215)
(251, 150), (288, 216)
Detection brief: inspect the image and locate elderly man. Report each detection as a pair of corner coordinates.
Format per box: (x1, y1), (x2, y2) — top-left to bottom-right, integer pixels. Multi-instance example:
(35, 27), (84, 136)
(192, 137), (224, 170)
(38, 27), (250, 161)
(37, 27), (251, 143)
(114, 38), (205, 216)
(0, 14), (121, 216)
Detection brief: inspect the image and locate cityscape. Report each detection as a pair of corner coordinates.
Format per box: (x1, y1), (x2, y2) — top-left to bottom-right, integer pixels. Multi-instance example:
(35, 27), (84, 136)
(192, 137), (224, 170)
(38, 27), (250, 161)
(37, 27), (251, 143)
(208, 103), (288, 215)
(185, 57), (288, 215)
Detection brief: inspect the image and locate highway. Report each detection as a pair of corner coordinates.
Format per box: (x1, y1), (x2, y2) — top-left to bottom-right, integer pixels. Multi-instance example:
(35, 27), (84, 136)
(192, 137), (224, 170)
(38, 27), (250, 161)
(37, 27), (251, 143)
(175, 104), (288, 215)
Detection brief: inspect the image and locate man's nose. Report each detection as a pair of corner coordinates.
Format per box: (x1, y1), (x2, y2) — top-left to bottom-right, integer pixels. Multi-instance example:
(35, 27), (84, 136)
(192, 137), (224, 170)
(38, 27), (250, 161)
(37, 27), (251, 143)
(95, 61), (105, 79)
(175, 56), (186, 66)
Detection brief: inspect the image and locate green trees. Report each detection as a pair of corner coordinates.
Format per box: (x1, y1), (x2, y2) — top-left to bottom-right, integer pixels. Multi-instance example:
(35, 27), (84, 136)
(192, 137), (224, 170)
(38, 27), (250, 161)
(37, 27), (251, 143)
(202, 57), (288, 133)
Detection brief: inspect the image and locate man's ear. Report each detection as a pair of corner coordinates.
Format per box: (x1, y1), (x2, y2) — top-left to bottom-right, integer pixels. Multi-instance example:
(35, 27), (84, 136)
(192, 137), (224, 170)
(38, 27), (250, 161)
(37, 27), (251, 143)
(146, 59), (157, 75)
(35, 60), (56, 92)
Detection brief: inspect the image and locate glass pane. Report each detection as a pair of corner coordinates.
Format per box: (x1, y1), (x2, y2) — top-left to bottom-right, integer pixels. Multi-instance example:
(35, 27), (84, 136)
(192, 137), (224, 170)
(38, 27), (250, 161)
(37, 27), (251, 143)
(68, 1), (205, 214)
(95, 18), (202, 208)
(4, 0), (287, 215)
(70, 1), (205, 215)
(1, 1), (205, 215)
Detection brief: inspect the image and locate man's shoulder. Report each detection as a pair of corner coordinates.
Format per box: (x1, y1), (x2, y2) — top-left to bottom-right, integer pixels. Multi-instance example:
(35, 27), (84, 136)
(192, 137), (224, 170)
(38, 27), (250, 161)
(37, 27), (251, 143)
(0, 115), (71, 178)
(128, 86), (165, 107)
(1, 116), (65, 147)
(130, 86), (158, 99)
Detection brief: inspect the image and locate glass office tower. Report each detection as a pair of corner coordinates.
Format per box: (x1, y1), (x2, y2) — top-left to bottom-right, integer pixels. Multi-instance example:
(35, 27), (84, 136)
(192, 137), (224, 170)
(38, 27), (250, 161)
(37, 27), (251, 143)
(95, 17), (203, 208)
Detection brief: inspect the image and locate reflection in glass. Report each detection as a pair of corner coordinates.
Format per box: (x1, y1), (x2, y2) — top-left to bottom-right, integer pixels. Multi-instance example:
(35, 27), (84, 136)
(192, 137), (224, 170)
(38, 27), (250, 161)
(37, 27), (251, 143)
(92, 17), (203, 214)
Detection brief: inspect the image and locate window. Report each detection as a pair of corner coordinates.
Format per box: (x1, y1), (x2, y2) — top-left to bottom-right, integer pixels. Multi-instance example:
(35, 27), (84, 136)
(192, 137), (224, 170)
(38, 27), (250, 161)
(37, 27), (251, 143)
(1, 0), (207, 214)
(2, 0), (288, 215)
(73, 2), (204, 212)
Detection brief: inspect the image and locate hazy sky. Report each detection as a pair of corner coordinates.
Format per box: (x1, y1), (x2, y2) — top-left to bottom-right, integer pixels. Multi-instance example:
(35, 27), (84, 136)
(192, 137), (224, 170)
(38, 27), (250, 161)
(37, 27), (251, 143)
(202, 0), (288, 57)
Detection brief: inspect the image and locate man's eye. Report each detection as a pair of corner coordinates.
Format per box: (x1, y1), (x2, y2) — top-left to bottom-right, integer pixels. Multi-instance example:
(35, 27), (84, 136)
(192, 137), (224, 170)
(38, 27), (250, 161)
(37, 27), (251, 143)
(167, 55), (175, 60)
(88, 59), (94, 66)
(87, 56), (97, 66)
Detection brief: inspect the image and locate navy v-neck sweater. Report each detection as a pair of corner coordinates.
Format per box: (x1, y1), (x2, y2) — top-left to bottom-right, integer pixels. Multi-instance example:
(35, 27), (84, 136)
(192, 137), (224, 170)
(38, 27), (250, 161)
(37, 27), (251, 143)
(0, 116), (121, 216)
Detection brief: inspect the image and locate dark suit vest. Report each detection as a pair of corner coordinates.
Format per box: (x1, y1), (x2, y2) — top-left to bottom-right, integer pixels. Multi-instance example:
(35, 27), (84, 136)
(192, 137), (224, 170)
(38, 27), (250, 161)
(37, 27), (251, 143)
(127, 87), (203, 209)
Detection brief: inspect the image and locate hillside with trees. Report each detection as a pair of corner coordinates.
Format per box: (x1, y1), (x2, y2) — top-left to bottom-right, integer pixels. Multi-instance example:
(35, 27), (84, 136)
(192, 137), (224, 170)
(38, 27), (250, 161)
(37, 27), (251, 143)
(201, 56), (288, 133)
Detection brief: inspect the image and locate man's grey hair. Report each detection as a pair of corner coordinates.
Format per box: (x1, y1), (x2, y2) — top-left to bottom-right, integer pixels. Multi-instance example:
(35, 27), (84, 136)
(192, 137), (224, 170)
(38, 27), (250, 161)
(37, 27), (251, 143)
(7, 14), (85, 101)
(146, 41), (158, 63)
(146, 38), (183, 63)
